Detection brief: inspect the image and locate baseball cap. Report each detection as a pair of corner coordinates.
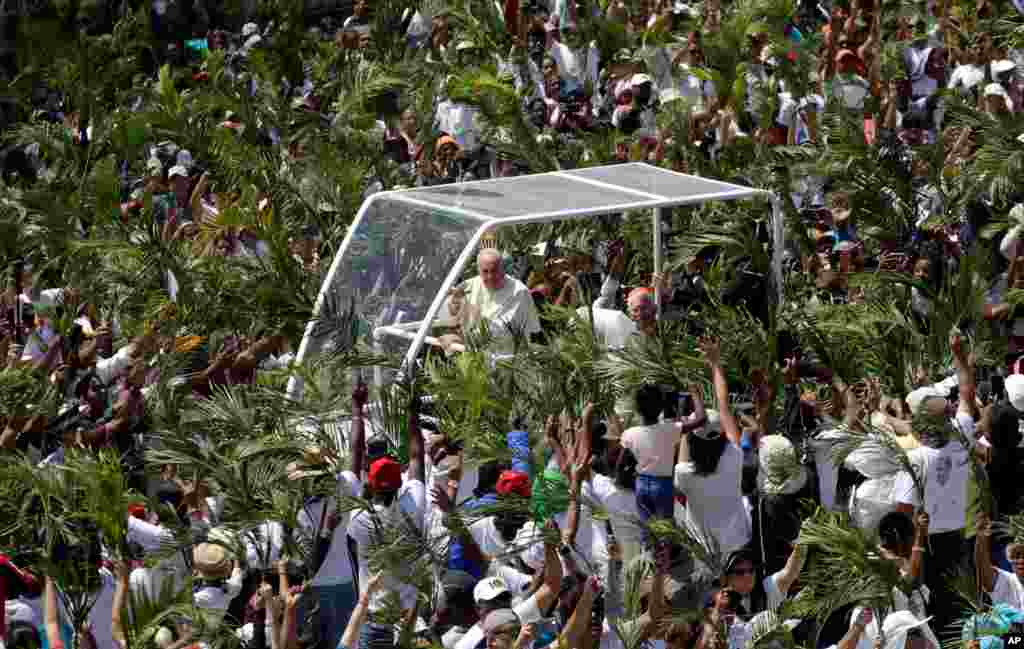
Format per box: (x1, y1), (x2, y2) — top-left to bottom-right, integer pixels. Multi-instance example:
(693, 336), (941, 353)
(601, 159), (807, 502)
(473, 576), (511, 604)
(242, 22), (259, 37)
(168, 165), (189, 179)
(495, 470), (531, 498)
(368, 457), (402, 492)
(1006, 375), (1024, 413)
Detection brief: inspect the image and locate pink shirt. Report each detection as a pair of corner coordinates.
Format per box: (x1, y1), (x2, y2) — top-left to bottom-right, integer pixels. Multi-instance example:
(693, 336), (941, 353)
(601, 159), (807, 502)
(621, 421), (679, 477)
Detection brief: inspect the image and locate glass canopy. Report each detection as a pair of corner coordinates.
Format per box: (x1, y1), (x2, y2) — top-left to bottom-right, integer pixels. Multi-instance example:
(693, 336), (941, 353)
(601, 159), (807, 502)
(390, 163), (762, 221)
(287, 163), (769, 397)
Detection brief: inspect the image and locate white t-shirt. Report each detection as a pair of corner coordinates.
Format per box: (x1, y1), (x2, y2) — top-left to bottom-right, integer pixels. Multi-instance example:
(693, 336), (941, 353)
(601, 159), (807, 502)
(585, 473), (642, 545)
(574, 307), (637, 350)
(347, 479), (426, 611)
(674, 442), (751, 554)
(462, 275), (541, 339)
(622, 421), (679, 477)
(301, 471), (362, 587)
(893, 440), (970, 534)
(193, 567), (244, 627)
(992, 568), (1024, 609)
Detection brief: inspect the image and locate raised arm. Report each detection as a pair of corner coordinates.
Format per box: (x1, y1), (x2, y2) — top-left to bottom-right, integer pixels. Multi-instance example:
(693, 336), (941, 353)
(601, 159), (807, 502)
(351, 382), (368, 478)
(773, 542), (808, 596)
(408, 391), (425, 484)
(341, 573), (383, 649)
(111, 561), (131, 648)
(44, 577), (63, 649)
(701, 338), (740, 446)
(532, 523), (564, 615)
(976, 512), (995, 593)
(950, 333), (978, 421)
(560, 576), (599, 648)
(678, 383), (708, 434)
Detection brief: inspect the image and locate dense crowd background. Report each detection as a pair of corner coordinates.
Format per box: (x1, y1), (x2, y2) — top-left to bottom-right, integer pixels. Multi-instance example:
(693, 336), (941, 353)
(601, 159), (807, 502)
(3, 0), (1024, 648)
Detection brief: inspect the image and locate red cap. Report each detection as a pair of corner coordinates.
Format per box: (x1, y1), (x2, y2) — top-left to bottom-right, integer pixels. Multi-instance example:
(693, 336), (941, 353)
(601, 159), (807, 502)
(495, 470), (531, 498)
(127, 504), (147, 520)
(368, 458), (403, 492)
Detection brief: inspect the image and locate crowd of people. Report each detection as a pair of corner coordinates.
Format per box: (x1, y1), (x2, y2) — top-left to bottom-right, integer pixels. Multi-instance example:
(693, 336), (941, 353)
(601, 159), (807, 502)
(2, 0), (1024, 647)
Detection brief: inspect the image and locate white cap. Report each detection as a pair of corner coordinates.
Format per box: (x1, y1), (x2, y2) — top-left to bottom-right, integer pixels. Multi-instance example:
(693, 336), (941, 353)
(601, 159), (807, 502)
(991, 60), (1016, 76)
(473, 576), (510, 603)
(880, 612), (936, 649)
(242, 22), (259, 37)
(631, 73), (653, 87)
(154, 627), (175, 649)
(984, 83), (1014, 111)
(1006, 375), (1024, 413)
(905, 386), (946, 414)
(168, 165), (189, 179)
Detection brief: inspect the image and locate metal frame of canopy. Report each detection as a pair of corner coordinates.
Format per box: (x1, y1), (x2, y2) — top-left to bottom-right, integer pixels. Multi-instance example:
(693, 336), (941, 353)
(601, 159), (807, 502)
(286, 163), (780, 398)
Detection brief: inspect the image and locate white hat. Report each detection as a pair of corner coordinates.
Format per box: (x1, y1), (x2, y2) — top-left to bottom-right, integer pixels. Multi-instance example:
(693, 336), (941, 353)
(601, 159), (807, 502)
(905, 386), (946, 414)
(631, 73), (654, 87)
(168, 165), (189, 179)
(757, 435), (808, 495)
(146, 157), (163, 176)
(1006, 375), (1024, 412)
(154, 627), (175, 649)
(984, 83), (1014, 112)
(242, 22), (259, 37)
(472, 576), (510, 603)
(694, 409), (722, 440)
(880, 612), (936, 649)
(991, 60), (1016, 77)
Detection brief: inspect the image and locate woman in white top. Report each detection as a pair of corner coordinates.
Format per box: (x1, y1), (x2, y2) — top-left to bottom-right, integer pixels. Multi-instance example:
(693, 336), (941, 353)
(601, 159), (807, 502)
(675, 339), (750, 555)
(674, 408), (750, 555)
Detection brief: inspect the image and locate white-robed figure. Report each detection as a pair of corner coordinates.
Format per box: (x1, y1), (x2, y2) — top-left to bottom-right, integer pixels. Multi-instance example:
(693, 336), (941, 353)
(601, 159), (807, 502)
(439, 249), (541, 351)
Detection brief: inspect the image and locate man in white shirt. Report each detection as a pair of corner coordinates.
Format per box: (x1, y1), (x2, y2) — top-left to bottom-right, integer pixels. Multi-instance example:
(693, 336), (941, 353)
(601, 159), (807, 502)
(454, 531), (562, 649)
(191, 542), (244, 629)
(347, 457), (426, 617)
(893, 334), (976, 632)
(440, 249), (541, 351)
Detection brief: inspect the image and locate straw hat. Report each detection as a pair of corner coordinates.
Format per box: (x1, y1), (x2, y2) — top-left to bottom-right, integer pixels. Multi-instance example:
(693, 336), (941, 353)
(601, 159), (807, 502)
(193, 542), (233, 579)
